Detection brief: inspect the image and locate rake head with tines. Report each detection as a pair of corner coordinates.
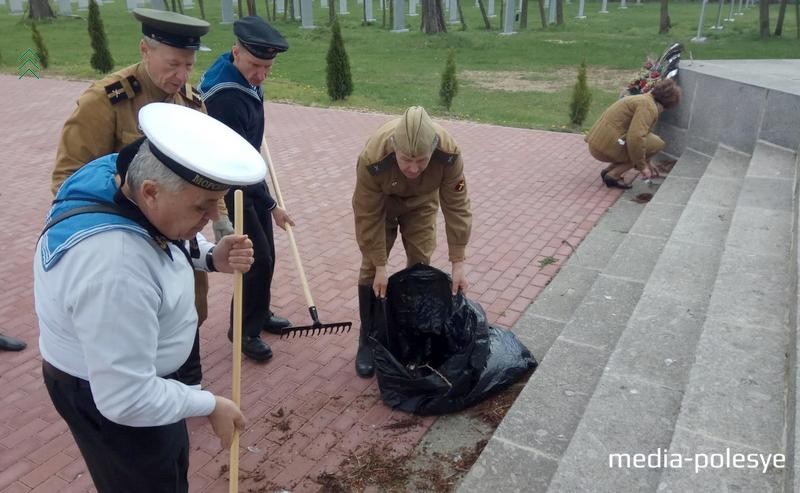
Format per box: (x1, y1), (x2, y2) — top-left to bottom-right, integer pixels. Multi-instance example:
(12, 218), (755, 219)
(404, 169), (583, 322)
(279, 306), (352, 339)
(260, 136), (352, 341)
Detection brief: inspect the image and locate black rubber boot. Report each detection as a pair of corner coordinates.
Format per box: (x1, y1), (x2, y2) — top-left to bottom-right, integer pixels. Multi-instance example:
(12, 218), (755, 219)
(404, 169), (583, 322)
(355, 285), (375, 378)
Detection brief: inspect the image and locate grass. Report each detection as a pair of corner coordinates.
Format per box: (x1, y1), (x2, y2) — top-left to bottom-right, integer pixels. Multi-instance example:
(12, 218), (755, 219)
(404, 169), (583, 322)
(2, 0), (798, 130)
(538, 255), (557, 267)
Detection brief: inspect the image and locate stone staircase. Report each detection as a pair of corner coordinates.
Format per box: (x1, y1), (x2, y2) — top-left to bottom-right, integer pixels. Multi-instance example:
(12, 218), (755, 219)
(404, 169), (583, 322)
(459, 138), (798, 492)
(458, 60), (800, 493)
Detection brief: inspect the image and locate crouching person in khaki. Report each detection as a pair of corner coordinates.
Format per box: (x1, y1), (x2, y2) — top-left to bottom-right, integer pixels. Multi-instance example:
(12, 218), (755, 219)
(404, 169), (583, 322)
(586, 79), (682, 189)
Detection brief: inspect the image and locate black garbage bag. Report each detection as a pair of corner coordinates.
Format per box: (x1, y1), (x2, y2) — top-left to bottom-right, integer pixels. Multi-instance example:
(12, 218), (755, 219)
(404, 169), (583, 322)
(372, 264), (537, 415)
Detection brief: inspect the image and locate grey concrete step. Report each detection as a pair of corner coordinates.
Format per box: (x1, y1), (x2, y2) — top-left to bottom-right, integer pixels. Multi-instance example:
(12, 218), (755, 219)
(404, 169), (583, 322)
(659, 141), (797, 492)
(513, 148), (714, 362)
(792, 148), (800, 493)
(543, 144), (750, 492)
(458, 148), (712, 492)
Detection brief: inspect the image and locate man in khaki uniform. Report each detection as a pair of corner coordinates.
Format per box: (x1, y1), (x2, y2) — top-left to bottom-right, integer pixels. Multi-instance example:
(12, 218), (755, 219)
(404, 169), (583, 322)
(585, 78), (682, 189)
(352, 106), (472, 377)
(51, 8), (229, 387)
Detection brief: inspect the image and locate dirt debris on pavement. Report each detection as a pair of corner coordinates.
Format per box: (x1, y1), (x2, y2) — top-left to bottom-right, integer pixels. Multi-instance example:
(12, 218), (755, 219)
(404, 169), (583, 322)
(316, 442), (412, 492)
(314, 438), (492, 492)
(469, 372), (533, 427)
(381, 416), (423, 431)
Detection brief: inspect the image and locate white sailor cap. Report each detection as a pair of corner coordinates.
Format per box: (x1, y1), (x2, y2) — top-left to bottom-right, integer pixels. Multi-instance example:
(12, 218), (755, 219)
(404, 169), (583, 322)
(137, 103), (266, 191)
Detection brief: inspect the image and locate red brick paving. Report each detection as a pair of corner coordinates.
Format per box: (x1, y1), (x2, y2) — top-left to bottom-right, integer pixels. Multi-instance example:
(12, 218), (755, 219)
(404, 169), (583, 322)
(0, 73), (620, 492)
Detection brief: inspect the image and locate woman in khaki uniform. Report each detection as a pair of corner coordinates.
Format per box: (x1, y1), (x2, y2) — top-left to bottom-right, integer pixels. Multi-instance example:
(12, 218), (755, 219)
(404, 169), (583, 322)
(585, 79), (682, 189)
(352, 106), (472, 378)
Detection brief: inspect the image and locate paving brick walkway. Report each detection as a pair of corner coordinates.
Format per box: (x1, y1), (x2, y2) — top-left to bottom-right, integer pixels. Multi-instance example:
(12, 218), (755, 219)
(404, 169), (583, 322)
(0, 73), (621, 492)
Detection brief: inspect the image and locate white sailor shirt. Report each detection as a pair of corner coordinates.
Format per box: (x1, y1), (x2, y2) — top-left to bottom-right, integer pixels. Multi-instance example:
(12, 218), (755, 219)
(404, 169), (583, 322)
(34, 229), (217, 427)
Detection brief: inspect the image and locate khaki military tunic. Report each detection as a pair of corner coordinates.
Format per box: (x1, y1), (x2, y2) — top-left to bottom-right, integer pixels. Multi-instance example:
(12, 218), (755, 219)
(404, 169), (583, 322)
(352, 118), (472, 284)
(585, 93), (665, 179)
(52, 62), (216, 324)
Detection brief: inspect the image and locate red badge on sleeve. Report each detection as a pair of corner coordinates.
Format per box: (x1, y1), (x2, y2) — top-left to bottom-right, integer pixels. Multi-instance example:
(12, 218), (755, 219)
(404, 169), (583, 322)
(455, 179), (465, 192)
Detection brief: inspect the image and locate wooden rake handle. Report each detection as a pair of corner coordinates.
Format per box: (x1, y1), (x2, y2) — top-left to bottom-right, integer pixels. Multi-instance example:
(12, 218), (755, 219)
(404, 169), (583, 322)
(260, 137), (316, 310)
(229, 190), (244, 493)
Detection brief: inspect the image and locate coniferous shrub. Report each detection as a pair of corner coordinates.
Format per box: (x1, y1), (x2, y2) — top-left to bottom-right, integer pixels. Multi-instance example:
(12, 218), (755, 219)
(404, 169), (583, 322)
(569, 60), (592, 126)
(439, 50), (458, 111)
(31, 23), (49, 69)
(325, 19), (353, 101)
(88, 0), (114, 73)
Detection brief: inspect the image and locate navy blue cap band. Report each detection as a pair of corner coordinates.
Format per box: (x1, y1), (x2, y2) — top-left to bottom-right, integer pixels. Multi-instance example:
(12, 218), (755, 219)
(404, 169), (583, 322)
(239, 40), (280, 60)
(142, 25), (201, 51)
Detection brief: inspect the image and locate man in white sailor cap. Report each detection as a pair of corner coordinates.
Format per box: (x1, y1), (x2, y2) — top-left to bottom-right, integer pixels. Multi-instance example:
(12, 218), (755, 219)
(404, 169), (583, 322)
(34, 103), (264, 493)
(52, 7), (225, 389)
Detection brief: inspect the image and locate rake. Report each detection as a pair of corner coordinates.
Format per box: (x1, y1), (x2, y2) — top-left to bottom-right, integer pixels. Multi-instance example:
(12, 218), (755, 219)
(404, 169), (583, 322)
(259, 136), (352, 339)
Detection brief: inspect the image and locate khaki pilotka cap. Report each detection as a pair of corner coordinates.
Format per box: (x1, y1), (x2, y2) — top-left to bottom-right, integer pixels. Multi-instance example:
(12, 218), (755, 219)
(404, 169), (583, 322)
(393, 106), (437, 158)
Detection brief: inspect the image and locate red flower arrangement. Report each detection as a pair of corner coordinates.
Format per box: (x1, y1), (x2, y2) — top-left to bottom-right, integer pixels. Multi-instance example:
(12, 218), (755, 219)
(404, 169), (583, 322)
(621, 43), (682, 97)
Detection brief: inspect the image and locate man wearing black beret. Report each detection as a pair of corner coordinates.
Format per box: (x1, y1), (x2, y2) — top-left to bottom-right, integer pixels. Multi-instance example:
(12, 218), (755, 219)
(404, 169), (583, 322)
(199, 16), (294, 362)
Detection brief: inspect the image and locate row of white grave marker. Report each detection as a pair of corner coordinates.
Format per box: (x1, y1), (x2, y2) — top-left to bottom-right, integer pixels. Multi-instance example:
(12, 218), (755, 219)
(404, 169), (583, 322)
(692, 0), (753, 42)
(5, 0), (753, 38)
(3, 0), (201, 15)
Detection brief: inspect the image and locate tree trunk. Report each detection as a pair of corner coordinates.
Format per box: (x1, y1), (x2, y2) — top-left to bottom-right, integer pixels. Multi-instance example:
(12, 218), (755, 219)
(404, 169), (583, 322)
(658, 0), (670, 34)
(556, 0), (563, 25)
(759, 0), (770, 38)
(519, 0), (528, 29)
(330, 0), (336, 24)
(247, 0), (257, 15)
(537, 0), (546, 27)
(774, 0), (788, 36)
(477, 0), (491, 29)
(263, 0), (271, 19)
(389, 0), (394, 29)
(796, 0), (799, 39)
(29, 0), (55, 18)
(420, 0), (447, 33)
(457, 0), (467, 30)
(199, 0), (207, 19)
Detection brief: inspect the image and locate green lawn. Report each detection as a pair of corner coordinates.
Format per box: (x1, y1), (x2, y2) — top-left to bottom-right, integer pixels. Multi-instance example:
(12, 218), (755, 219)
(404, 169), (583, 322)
(2, 0), (798, 130)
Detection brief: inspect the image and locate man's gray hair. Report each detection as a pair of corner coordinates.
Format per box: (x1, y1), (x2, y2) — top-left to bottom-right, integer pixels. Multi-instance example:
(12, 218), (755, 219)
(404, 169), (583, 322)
(127, 141), (187, 193)
(142, 36), (161, 49)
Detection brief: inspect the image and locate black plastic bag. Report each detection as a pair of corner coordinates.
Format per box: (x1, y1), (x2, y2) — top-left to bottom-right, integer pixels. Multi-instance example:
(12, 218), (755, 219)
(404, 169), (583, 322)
(372, 264), (537, 415)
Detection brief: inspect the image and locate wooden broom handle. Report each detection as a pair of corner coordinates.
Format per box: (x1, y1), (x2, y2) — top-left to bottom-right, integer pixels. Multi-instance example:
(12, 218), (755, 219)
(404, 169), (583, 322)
(260, 137), (316, 309)
(229, 189), (243, 493)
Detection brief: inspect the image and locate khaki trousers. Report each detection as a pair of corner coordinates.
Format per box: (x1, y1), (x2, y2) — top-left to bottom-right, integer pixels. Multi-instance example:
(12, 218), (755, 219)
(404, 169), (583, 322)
(590, 133), (665, 180)
(359, 193), (439, 284)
